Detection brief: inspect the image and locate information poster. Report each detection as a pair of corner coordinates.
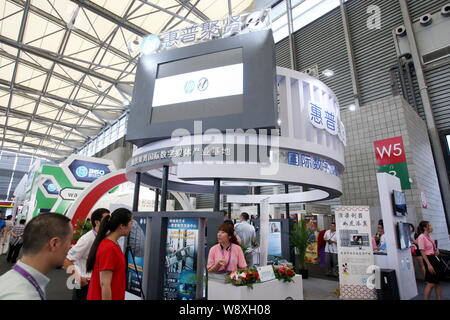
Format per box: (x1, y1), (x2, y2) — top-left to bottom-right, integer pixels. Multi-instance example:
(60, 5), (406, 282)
(335, 206), (377, 300)
(126, 217), (147, 298)
(164, 218), (199, 300)
(304, 216), (318, 263)
(268, 221), (282, 257)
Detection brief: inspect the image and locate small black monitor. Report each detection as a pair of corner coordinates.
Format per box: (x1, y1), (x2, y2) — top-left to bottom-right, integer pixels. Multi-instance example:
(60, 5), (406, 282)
(392, 190), (407, 217)
(397, 222), (412, 250)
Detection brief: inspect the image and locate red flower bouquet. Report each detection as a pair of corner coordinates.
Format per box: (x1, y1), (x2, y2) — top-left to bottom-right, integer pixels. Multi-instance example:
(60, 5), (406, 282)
(273, 265), (296, 283)
(225, 267), (260, 288)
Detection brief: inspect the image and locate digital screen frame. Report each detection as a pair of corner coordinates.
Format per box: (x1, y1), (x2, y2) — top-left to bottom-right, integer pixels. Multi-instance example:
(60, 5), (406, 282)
(127, 30), (277, 146)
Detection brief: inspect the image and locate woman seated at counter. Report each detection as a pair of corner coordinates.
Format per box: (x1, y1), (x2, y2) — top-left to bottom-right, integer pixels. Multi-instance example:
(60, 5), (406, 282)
(207, 223), (247, 273)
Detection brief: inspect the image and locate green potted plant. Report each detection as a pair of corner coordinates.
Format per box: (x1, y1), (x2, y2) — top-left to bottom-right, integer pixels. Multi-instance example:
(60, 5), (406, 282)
(290, 219), (314, 279)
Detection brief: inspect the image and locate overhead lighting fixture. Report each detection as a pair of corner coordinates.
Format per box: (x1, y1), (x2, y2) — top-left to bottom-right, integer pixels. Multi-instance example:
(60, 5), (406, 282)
(123, 99), (130, 106)
(97, 81), (102, 89)
(348, 104), (356, 111)
(277, 119), (282, 126)
(322, 69), (335, 77)
(141, 34), (161, 55)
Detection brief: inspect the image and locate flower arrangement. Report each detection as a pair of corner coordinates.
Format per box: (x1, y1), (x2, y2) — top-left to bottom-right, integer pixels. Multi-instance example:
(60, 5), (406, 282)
(273, 265), (296, 283)
(72, 218), (92, 243)
(225, 267), (260, 288)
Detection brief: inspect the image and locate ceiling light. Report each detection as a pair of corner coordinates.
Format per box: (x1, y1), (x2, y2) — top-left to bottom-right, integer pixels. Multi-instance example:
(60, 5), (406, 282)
(348, 104), (356, 111)
(322, 69), (334, 77)
(141, 34), (161, 55)
(97, 81), (102, 89)
(123, 99), (130, 106)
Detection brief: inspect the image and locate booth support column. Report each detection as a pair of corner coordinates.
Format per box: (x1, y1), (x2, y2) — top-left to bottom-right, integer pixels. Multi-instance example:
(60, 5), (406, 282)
(132, 172), (141, 212)
(160, 166), (169, 212)
(227, 202), (232, 220)
(255, 186), (261, 218)
(154, 188), (160, 212)
(213, 178), (220, 212)
(285, 184), (290, 219)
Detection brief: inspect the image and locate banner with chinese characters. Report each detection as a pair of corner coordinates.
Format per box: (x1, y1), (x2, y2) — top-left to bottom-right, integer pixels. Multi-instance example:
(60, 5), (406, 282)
(308, 102), (346, 146)
(373, 136), (411, 190)
(163, 218), (199, 300)
(140, 10), (271, 54)
(335, 206), (377, 300)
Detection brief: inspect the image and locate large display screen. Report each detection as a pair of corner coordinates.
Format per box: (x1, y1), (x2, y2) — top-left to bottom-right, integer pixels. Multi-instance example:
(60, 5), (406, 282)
(151, 48), (243, 124)
(127, 30), (277, 146)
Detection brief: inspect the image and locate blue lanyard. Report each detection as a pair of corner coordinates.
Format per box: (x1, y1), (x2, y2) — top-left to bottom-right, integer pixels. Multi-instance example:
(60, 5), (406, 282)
(12, 264), (45, 300)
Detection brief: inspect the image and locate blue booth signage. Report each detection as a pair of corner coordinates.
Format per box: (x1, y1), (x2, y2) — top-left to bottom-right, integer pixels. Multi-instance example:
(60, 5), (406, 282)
(42, 179), (59, 195)
(68, 160), (111, 183)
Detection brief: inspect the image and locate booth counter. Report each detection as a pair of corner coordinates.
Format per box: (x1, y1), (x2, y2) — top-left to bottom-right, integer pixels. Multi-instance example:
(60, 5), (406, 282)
(208, 275), (303, 300)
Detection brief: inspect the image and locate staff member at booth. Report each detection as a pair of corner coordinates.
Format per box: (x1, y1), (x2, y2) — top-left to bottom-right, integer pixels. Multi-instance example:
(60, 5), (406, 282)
(207, 223), (247, 273)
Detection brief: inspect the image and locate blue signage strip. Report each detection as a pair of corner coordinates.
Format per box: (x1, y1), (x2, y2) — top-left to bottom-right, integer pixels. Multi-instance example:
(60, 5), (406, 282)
(68, 160), (111, 183)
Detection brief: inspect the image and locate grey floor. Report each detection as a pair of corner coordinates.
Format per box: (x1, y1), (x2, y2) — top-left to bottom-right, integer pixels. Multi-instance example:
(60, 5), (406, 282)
(0, 252), (448, 300)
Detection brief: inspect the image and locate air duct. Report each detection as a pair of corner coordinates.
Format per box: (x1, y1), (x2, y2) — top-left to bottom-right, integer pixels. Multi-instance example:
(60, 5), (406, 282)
(419, 14), (433, 26)
(395, 25), (407, 37)
(442, 4), (450, 17)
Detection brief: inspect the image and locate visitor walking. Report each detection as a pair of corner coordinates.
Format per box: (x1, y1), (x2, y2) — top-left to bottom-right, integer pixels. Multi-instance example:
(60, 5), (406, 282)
(323, 222), (338, 277)
(418, 221), (444, 300)
(0, 213), (73, 300)
(64, 208), (110, 300)
(86, 208), (132, 300)
(6, 219), (26, 263)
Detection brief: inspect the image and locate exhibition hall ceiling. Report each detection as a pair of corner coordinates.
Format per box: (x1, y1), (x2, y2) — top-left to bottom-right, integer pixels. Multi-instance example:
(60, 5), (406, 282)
(0, 0), (254, 162)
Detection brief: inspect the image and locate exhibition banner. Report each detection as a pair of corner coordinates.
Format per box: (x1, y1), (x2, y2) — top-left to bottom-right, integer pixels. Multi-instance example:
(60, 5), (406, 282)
(164, 218), (199, 300)
(268, 221), (282, 258)
(126, 217), (147, 298)
(335, 206), (377, 300)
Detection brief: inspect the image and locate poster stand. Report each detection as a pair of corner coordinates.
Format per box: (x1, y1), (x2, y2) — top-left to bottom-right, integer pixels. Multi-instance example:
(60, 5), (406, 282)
(126, 211), (222, 300)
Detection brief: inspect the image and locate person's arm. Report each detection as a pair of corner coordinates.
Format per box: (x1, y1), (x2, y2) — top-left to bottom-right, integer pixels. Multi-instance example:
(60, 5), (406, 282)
(420, 250), (435, 274)
(99, 270), (113, 300)
(64, 235), (90, 285)
(207, 247), (226, 272)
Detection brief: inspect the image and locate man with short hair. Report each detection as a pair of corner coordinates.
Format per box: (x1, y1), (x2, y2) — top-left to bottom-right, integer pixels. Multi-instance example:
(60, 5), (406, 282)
(6, 219), (26, 263)
(0, 213), (73, 300)
(234, 212), (257, 249)
(64, 208), (110, 300)
(323, 222), (338, 277)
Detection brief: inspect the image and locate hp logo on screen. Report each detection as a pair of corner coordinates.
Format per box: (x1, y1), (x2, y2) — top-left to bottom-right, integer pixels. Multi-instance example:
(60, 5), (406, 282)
(184, 80), (195, 94)
(197, 77), (208, 91)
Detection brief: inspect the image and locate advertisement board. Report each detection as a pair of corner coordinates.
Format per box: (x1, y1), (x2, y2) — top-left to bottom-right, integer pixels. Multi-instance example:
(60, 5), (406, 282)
(268, 221), (282, 258)
(335, 206), (377, 300)
(163, 218), (199, 300)
(126, 216), (147, 298)
(68, 159), (111, 183)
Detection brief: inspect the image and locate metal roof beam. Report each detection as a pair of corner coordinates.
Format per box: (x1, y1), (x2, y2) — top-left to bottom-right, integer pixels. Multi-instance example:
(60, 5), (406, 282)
(0, 105), (88, 139)
(138, 0), (197, 25)
(0, 50), (122, 105)
(70, 0), (149, 37)
(0, 79), (114, 123)
(175, 0), (209, 22)
(0, 147), (62, 162)
(0, 35), (119, 85)
(0, 125), (83, 147)
(2, 138), (73, 156)
(9, 0), (134, 62)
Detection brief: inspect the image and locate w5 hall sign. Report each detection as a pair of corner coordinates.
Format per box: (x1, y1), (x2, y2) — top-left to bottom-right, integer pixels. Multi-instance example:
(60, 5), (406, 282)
(373, 136), (406, 166)
(373, 136), (411, 190)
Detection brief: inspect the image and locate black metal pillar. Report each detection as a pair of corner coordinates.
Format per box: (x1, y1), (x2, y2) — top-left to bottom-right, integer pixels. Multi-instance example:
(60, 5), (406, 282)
(160, 166), (169, 212)
(285, 184), (290, 219)
(227, 202), (232, 220)
(255, 186), (261, 218)
(213, 178), (220, 212)
(132, 172), (141, 212)
(154, 188), (160, 212)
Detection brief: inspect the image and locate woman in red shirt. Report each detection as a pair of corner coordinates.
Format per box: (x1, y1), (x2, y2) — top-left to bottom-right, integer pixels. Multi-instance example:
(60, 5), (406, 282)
(86, 208), (132, 300)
